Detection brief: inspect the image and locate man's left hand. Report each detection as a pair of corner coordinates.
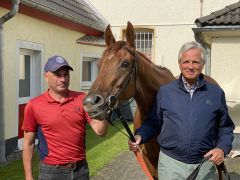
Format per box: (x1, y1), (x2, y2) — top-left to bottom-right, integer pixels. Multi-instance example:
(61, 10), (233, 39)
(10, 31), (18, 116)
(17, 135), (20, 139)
(204, 148), (224, 165)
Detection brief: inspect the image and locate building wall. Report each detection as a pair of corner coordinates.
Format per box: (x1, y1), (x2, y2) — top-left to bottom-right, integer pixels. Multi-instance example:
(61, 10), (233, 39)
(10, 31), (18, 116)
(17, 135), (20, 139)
(89, 0), (240, 131)
(89, 0), (239, 75)
(1, 8), (104, 140)
(211, 37), (240, 132)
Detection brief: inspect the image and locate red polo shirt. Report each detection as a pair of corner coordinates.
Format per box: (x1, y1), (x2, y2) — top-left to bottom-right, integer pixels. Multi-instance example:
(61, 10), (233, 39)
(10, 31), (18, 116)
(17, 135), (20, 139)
(22, 90), (92, 165)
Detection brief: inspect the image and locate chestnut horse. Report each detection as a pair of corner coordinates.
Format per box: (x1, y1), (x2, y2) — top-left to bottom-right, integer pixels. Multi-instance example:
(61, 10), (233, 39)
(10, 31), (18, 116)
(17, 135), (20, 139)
(83, 22), (219, 179)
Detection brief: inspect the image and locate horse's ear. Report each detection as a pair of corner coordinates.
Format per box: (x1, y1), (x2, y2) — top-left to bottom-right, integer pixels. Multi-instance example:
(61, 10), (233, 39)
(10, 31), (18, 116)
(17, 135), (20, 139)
(105, 24), (116, 46)
(126, 21), (135, 48)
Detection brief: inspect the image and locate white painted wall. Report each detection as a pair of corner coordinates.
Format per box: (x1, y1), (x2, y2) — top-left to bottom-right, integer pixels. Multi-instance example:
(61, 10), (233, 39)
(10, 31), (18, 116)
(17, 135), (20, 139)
(89, 0), (239, 75)
(211, 37), (240, 132)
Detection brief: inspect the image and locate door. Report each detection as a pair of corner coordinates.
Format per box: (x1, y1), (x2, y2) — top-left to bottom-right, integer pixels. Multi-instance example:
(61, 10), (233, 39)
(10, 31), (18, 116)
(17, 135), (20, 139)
(18, 49), (41, 150)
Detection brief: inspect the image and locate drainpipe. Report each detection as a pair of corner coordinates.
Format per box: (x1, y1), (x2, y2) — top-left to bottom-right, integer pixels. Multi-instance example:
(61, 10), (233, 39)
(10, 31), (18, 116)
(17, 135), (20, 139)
(0, 0), (20, 162)
(200, 0), (203, 17)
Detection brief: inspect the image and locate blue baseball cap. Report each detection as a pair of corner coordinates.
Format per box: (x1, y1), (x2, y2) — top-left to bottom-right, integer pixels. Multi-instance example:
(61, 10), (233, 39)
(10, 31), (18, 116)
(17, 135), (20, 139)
(44, 55), (73, 72)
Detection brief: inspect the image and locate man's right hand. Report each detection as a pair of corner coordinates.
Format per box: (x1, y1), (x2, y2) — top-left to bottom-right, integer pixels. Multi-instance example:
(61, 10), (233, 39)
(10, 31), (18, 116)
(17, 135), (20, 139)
(128, 135), (142, 152)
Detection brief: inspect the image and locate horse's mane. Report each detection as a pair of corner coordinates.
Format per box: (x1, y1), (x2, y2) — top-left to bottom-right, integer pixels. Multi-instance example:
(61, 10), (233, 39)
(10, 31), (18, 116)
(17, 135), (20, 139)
(136, 51), (171, 72)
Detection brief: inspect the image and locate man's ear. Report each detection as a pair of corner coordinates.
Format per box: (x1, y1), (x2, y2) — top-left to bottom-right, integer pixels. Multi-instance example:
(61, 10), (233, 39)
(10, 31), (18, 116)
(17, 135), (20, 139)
(44, 72), (49, 81)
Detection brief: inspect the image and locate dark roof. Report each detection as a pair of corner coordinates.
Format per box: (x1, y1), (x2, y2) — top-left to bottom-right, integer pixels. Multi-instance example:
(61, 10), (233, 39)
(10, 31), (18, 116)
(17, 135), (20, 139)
(21, 0), (108, 32)
(76, 34), (106, 47)
(195, 1), (240, 27)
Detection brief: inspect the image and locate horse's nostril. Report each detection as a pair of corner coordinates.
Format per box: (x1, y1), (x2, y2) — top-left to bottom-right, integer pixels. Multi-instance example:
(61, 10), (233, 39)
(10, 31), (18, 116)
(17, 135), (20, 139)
(84, 94), (104, 106)
(94, 96), (101, 104)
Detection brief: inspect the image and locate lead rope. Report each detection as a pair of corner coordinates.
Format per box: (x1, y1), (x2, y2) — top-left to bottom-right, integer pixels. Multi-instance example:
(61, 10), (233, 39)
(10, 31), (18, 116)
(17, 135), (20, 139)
(186, 155), (231, 180)
(106, 113), (132, 140)
(106, 96), (147, 156)
(106, 107), (154, 180)
(106, 107), (135, 141)
(114, 108), (136, 142)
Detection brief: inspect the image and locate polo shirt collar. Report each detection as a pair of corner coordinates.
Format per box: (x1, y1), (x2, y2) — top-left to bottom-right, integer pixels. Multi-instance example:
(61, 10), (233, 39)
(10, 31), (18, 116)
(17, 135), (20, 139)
(44, 89), (74, 103)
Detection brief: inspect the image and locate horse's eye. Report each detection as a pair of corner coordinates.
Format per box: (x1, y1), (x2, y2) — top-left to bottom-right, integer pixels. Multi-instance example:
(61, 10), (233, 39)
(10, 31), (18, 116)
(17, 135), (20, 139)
(121, 61), (129, 68)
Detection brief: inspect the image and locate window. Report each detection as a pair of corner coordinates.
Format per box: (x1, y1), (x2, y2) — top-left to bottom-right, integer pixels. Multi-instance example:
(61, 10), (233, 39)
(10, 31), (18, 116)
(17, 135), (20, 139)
(81, 56), (99, 89)
(123, 28), (154, 60)
(134, 31), (153, 60)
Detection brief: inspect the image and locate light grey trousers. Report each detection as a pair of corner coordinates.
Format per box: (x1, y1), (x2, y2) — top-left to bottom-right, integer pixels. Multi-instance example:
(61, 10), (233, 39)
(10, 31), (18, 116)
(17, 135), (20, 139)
(158, 151), (218, 180)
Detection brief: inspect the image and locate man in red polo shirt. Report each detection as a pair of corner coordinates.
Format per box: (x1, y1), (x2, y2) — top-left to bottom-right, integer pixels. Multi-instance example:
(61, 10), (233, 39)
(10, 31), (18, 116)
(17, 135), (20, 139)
(22, 55), (108, 180)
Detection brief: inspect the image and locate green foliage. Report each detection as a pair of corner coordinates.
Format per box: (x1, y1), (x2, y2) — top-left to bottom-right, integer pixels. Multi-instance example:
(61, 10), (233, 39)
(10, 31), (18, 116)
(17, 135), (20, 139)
(0, 121), (132, 179)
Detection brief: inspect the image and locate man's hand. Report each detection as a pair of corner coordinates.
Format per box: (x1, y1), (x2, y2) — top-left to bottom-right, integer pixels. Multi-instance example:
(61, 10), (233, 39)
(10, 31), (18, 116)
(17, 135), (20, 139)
(204, 148), (224, 165)
(128, 135), (142, 152)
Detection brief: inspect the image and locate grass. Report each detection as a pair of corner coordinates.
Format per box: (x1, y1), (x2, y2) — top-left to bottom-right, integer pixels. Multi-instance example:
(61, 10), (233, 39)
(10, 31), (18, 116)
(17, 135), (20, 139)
(0, 121), (132, 179)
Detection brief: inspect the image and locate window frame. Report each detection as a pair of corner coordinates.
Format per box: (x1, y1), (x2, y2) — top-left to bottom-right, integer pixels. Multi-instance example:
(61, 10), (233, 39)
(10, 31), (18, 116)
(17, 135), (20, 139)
(80, 55), (99, 90)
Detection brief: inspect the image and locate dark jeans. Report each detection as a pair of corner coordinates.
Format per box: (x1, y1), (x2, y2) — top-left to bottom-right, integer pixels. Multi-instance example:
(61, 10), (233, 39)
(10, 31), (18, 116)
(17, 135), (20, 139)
(39, 160), (89, 180)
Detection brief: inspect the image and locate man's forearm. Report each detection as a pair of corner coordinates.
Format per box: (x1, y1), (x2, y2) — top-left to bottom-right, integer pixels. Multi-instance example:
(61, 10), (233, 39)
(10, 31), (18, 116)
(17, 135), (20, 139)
(23, 143), (35, 180)
(91, 119), (109, 136)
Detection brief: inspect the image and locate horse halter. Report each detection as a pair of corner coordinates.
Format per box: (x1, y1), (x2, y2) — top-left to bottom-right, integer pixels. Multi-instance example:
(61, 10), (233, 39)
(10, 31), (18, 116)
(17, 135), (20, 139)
(107, 46), (138, 111)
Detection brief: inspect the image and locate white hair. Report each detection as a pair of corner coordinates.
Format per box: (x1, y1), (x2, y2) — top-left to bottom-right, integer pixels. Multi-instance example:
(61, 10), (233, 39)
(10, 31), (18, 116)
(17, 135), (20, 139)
(178, 41), (206, 64)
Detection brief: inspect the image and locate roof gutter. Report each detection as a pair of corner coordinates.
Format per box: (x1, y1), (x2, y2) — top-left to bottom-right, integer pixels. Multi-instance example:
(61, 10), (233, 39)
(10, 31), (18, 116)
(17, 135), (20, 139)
(193, 26), (240, 32)
(192, 26), (240, 47)
(0, 0), (20, 162)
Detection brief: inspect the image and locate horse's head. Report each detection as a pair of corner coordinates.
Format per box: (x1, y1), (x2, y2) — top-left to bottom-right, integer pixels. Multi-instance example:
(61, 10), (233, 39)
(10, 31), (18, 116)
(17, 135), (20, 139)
(83, 22), (137, 120)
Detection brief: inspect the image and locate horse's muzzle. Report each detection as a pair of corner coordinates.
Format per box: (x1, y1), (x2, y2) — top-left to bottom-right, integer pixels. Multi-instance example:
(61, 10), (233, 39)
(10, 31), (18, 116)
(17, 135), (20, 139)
(83, 94), (108, 120)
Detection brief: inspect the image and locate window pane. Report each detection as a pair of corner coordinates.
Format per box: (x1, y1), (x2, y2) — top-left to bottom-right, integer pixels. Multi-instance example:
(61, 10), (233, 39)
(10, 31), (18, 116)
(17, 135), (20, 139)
(141, 41), (144, 49)
(145, 33), (149, 39)
(137, 33), (140, 39)
(149, 33), (152, 39)
(19, 55), (30, 97)
(82, 61), (92, 81)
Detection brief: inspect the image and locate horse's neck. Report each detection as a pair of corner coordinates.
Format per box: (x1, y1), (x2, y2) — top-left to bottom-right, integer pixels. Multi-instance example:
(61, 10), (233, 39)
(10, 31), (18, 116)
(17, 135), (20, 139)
(134, 57), (175, 118)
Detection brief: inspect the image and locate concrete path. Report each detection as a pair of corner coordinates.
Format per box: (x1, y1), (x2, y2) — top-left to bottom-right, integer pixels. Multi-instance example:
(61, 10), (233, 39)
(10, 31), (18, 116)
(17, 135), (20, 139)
(90, 150), (148, 180)
(91, 150), (240, 180)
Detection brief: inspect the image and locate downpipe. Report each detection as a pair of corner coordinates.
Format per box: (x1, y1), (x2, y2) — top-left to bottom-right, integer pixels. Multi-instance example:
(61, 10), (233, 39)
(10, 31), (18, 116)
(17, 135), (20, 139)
(0, 0), (20, 162)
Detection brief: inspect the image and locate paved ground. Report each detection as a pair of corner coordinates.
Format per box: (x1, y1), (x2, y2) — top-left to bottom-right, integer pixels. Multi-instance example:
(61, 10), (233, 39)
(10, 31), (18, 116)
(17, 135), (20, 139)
(91, 150), (240, 180)
(90, 150), (148, 180)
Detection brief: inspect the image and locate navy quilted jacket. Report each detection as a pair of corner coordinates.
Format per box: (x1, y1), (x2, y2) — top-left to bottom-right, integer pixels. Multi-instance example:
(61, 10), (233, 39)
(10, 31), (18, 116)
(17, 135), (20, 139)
(136, 74), (235, 164)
